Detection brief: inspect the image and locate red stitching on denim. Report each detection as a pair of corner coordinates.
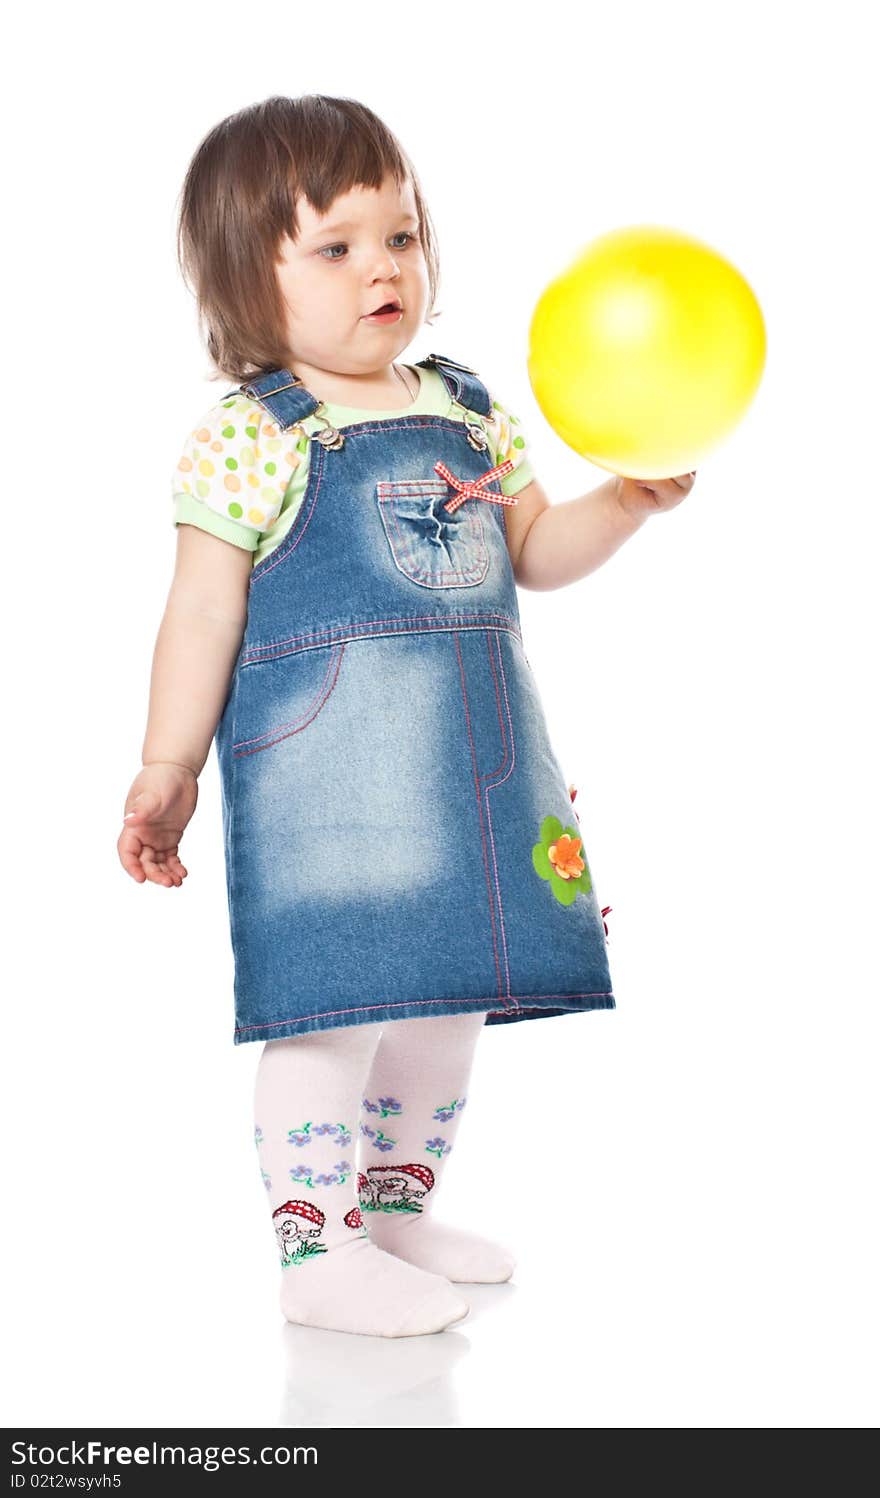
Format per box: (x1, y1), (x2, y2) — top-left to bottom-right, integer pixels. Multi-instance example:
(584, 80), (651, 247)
(478, 629), (510, 784)
(231, 644), (345, 757)
(485, 1002), (615, 1019)
(452, 630), (507, 1004)
(329, 418), (475, 437)
(241, 613), (521, 662)
(482, 632), (517, 1003)
(235, 991), (615, 1033)
(243, 613), (515, 649)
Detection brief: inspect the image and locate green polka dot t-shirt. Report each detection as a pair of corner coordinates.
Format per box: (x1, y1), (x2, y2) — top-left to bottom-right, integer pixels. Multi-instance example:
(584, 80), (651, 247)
(171, 364), (534, 568)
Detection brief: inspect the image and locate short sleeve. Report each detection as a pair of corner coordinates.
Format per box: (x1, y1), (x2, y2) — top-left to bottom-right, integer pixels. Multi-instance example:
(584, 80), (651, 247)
(171, 394), (302, 551)
(484, 397), (535, 498)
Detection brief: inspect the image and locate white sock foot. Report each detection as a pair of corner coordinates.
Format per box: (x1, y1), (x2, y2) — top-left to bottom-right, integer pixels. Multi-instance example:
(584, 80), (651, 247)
(280, 1234), (469, 1337)
(366, 1214), (516, 1283)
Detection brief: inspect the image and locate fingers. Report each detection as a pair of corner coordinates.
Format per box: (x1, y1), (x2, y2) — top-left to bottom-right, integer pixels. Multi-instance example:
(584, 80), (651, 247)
(119, 783), (190, 887)
(141, 846), (187, 888)
(141, 850), (175, 888)
(117, 827), (148, 882)
(118, 843), (147, 882)
(117, 828), (188, 887)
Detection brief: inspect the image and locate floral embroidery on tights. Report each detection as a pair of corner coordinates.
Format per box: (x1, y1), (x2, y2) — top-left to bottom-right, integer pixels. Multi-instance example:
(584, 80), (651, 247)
(433, 1096), (467, 1123)
(289, 1160), (353, 1188)
(287, 1122), (352, 1148)
(362, 1096), (403, 1118)
(360, 1125), (398, 1152)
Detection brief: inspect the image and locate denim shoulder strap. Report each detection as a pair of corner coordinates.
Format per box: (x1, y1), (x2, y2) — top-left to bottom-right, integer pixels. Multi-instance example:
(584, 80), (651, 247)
(231, 355), (494, 428)
(415, 353), (493, 418)
(234, 369), (320, 431)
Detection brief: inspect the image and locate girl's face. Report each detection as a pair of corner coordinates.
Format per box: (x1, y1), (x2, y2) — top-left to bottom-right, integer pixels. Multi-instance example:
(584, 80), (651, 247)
(275, 173), (430, 377)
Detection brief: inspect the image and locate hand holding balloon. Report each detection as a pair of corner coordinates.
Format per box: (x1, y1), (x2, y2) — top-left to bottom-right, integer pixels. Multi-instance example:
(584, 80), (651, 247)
(617, 468), (698, 519)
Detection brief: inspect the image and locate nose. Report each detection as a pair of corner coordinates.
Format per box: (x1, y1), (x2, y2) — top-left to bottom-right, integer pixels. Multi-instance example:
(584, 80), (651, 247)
(368, 246), (401, 281)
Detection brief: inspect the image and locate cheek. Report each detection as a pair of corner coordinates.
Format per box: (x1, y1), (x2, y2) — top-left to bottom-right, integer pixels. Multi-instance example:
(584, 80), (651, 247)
(410, 256), (431, 297)
(282, 269), (339, 321)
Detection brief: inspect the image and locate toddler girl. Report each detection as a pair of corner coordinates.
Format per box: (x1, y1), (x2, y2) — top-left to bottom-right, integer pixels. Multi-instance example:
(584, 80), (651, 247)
(118, 94), (695, 1339)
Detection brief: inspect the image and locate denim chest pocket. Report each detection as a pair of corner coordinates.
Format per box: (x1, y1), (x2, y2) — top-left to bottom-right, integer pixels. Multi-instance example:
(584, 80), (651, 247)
(376, 478), (490, 589)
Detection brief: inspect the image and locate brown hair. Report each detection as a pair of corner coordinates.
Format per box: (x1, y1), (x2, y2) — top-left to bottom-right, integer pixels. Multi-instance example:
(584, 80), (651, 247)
(175, 94), (442, 386)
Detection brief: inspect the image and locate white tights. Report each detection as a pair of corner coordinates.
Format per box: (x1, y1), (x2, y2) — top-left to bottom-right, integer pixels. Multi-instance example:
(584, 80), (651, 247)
(254, 1011), (513, 1337)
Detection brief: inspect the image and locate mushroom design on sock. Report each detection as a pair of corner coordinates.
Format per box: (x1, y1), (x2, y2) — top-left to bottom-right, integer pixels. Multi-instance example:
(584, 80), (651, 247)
(360, 1163), (435, 1213)
(272, 1199), (327, 1266)
(343, 1205), (366, 1233)
(356, 1171), (376, 1209)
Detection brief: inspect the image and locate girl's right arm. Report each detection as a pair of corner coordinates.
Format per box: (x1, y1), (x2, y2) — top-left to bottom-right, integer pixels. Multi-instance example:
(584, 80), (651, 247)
(117, 524), (253, 887)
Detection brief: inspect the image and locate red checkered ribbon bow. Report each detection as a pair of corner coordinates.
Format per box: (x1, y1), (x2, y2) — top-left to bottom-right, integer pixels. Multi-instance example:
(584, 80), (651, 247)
(433, 459), (518, 513)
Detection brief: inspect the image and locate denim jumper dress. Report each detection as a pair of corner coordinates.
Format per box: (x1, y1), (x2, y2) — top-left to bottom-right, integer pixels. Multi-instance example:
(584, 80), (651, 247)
(213, 352), (616, 1044)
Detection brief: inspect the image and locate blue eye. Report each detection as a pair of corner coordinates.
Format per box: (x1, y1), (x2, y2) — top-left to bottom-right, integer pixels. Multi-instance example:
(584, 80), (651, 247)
(318, 232), (415, 261)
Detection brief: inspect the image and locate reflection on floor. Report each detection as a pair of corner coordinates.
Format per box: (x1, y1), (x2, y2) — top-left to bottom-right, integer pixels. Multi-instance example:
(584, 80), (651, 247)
(280, 1283), (517, 1428)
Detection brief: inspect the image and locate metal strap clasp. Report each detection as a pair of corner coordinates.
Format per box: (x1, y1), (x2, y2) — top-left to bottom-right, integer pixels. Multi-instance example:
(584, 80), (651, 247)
(309, 403), (345, 451)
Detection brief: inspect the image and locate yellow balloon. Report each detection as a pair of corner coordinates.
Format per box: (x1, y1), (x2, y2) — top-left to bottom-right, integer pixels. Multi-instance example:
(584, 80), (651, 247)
(527, 225), (766, 479)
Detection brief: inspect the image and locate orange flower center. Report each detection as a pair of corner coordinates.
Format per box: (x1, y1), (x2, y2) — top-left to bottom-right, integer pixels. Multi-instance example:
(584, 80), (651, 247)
(548, 833), (585, 880)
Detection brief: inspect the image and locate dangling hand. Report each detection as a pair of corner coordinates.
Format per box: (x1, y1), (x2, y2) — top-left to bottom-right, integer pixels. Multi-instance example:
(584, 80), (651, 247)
(117, 763), (198, 887)
(616, 470), (698, 518)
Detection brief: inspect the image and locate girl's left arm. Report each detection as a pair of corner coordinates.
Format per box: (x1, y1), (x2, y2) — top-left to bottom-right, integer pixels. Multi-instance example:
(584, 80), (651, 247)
(507, 471), (697, 591)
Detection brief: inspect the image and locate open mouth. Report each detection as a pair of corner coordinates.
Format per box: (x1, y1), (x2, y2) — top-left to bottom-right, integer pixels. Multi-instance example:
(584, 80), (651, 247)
(366, 299), (403, 316)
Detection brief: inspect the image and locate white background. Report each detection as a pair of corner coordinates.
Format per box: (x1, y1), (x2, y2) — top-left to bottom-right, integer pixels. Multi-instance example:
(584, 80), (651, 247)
(2, 0), (877, 1430)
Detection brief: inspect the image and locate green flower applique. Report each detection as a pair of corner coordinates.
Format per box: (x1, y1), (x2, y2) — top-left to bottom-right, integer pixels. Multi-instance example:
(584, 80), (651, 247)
(532, 814), (593, 906)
